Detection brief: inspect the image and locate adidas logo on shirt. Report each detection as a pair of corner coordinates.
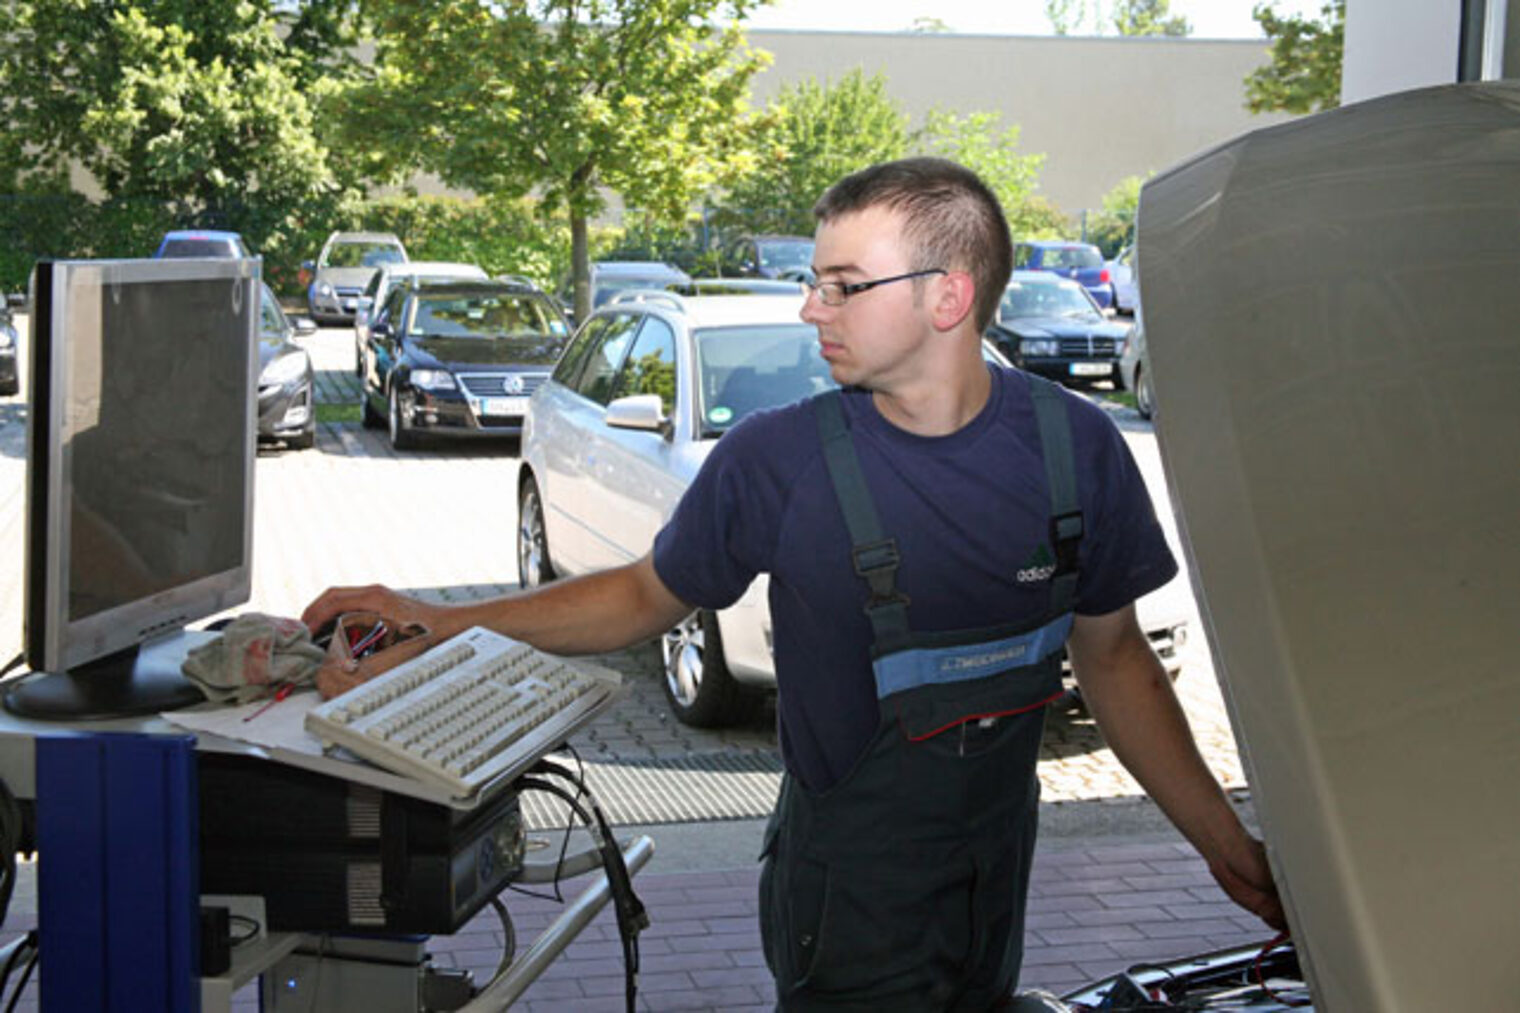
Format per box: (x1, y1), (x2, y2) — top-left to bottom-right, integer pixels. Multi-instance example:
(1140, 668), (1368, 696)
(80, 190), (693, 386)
(1016, 543), (1057, 583)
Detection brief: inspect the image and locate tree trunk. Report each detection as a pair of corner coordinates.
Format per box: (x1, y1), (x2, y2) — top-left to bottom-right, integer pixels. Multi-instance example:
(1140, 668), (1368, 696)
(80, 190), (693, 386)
(571, 211), (590, 324)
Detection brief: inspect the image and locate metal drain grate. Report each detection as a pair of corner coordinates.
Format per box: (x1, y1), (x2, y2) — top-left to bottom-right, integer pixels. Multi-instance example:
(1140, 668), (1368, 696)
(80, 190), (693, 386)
(519, 752), (783, 830)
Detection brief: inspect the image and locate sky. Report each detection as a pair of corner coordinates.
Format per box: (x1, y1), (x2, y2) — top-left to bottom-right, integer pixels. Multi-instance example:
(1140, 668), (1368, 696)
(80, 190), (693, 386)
(742, 0), (1328, 39)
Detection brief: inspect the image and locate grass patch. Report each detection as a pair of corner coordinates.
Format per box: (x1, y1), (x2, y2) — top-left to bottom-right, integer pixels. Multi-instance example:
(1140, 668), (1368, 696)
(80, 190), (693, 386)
(316, 402), (361, 425)
(1106, 390), (1137, 409)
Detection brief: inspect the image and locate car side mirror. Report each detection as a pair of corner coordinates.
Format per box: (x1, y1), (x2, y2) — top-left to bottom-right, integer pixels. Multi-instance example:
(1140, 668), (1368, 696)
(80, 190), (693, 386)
(605, 394), (670, 438)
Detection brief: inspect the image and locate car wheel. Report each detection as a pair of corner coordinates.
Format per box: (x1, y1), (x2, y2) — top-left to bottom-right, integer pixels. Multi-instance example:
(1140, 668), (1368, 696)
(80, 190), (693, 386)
(661, 611), (759, 728)
(388, 384), (418, 450)
(516, 477), (556, 588)
(1135, 364), (1156, 421)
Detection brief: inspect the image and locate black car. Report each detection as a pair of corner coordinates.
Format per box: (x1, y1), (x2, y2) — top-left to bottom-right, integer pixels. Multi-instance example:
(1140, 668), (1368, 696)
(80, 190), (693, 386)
(255, 282), (317, 450)
(985, 271), (1132, 386)
(720, 234), (815, 282)
(360, 278), (571, 449)
(0, 306), (17, 397)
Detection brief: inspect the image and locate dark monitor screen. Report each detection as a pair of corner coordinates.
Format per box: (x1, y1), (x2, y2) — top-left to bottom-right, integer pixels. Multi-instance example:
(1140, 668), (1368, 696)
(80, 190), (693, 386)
(10, 258), (258, 720)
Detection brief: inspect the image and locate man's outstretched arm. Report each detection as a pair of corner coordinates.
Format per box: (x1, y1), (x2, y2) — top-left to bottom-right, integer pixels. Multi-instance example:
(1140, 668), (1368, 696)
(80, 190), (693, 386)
(301, 553), (695, 658)
(1067, 605), (1287, 932)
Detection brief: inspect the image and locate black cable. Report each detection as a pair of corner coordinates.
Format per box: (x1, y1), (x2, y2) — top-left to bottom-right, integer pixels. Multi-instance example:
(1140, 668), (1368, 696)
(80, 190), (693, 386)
(488, 896), (517, 980)
(3, 938), (38, 1013)
(0, 933), (34, 1000)
(0, 779), (24, 929)
(228, 914), (262, 946)
(518, 767), (647, 1013)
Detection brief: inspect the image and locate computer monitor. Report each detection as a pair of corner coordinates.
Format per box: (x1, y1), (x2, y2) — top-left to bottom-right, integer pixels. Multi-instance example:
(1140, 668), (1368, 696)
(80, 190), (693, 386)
(8, 258), (259, 720)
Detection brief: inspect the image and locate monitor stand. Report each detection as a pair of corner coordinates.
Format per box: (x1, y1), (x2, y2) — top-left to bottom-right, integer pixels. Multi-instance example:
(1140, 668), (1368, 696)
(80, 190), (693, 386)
(3, 632), (209, 722)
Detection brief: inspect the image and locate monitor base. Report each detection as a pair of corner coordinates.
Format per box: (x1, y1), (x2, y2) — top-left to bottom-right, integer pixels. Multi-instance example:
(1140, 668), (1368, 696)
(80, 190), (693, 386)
(4, 633), (207, 721)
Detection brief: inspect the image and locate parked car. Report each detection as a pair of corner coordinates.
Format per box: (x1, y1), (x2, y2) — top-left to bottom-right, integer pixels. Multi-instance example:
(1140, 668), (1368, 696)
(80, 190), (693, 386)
(668, 278), (806, 296)
(1013, 239), (1115, 309)
(153, 229), (251, 259)
(986, 271), (1132, 386)
(0, 306), (18, 397)
(1108, 243), (1139, 315)
(719, 234), (816, 281)
(561, 261), (693, 319)
(1118, 317), (1155, 420)
(518, 293), (1184, 727)
(518, 293), (826, 726)
(255, 282), (317, 450)
(304, 231), (408, 325)
(353, 260), (489, 376)
(360, 277), (571, 449)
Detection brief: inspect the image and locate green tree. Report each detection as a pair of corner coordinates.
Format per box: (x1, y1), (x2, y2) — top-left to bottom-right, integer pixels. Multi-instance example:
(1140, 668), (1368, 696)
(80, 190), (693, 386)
(911, 109), (1056, 239)
(348, 0), (769, 322)
(1083, 173), (1145, 257)
(1245, 0), (1344, 114)
(717, 70), (909, 239)
(0, 0), (342, 261)
(1044, 0), (1090, 35)
(1111, 0), (1190, 37)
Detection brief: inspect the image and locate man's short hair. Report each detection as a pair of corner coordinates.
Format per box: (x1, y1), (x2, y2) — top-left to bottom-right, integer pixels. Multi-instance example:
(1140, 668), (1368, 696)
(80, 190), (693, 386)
(813, 157), (1012, 333)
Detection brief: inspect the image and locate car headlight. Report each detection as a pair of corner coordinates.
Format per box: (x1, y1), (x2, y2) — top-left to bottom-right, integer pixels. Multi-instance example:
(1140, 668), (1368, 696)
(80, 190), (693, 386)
(317, 282), (333, 297)
(1020, 339), (1060, 357)
(259, 351), (309, 386)
(410, 369), (456, 391)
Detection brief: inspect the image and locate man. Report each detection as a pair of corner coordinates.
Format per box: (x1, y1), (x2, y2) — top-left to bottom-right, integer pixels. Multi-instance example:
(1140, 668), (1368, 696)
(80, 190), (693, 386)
(304, 158), (1283, 1009)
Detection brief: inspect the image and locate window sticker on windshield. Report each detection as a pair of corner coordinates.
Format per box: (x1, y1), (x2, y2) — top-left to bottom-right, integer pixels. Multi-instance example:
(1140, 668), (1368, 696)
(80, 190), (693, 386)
(708, 406), (733, 425)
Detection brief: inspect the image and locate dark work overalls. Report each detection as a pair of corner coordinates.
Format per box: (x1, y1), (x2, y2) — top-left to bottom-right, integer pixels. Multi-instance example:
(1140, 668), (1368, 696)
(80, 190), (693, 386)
(760, 378), (1083, 1011)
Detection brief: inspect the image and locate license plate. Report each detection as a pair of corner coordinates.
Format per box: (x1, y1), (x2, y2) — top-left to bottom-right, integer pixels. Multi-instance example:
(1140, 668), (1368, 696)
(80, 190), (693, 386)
(480, 397), (528, 417)
(1070, 362), (1110, 377)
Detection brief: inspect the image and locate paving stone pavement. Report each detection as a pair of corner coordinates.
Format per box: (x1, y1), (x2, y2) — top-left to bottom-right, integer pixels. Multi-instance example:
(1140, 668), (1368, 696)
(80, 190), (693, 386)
(0, 322), (1276, 1010)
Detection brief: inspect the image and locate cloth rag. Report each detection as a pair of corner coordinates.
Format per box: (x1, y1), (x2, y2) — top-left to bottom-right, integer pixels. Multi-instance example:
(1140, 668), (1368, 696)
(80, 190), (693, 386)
(181, 613), (327, 705)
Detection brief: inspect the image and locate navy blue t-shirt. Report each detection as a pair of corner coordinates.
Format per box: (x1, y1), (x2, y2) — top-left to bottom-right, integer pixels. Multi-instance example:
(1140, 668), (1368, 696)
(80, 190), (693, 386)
(653, 365), (1177, 791)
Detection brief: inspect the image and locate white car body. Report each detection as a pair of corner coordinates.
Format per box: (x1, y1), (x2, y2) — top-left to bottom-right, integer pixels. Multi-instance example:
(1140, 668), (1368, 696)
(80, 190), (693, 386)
(1108, 244), (1139, 315)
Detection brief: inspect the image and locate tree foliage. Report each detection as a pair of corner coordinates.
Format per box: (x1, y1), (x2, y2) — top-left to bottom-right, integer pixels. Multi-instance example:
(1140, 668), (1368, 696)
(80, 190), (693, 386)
(0, 0), (343, 258)
(911, 110), (1058, 238)
(1111, 0), (1190, 37)
(1245, 0), (1343, 114)
(716, 70), (910, 238)
(1083, 173), (1145, 257)
(346, 0), (769, 320)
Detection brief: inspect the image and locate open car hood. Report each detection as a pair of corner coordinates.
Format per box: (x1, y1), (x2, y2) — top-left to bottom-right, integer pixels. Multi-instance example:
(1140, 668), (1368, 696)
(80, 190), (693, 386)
(1133, 81), (1520, 1011)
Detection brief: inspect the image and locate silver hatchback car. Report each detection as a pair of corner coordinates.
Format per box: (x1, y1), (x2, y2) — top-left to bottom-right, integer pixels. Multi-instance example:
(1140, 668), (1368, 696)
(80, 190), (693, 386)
(518, 292), (824, 726)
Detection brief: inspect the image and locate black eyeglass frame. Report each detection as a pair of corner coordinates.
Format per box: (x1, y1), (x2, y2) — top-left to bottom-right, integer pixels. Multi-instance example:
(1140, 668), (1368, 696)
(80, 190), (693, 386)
(804, 268), (948, 306)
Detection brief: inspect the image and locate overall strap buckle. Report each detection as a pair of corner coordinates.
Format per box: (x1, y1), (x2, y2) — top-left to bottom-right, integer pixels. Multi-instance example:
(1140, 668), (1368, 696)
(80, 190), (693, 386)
(852, 538), (912, 612)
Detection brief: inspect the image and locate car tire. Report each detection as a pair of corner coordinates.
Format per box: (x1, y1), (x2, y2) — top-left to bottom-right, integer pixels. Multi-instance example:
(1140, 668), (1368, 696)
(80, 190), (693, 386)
(388, 384), (418, 450)
(661, 611), (760, 728)
(516, 477), (557, 588)
(1135, 364), (1156, 421)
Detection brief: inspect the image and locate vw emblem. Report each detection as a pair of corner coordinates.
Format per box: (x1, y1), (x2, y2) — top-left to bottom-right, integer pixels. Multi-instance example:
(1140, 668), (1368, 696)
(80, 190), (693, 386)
(502, 375), (524, 395)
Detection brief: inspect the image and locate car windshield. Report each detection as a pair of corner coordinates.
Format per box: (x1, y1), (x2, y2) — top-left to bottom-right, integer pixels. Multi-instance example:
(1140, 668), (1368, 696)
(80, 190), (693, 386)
(757, 240), (815, 272)
(325, 242), (405, 268)
(160, 238), (241, 258)
(1000, 281), (1099, 320)
(1040, 246), (1103, 269)
(696, 324), (833, 436)
(409, 293), (569, 362)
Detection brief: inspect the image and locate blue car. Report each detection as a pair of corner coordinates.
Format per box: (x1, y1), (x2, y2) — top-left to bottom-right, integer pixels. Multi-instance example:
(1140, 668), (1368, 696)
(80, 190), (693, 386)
(153, 229), (251, 259)
(1013, 240), (1114, 309)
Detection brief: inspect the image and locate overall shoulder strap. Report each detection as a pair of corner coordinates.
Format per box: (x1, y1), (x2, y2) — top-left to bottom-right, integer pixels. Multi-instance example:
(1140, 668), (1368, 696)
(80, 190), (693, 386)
(813, 391), (913, 655)
(1026, 376), (1083, 616)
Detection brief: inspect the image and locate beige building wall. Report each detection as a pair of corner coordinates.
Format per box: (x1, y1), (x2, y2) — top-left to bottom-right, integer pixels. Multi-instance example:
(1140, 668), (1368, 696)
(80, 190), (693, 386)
(745, 30), (1298, 218)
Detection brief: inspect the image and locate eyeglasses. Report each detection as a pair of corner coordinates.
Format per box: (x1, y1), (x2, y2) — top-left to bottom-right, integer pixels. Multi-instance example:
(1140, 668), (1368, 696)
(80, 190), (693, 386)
(804, 269), (947, 307)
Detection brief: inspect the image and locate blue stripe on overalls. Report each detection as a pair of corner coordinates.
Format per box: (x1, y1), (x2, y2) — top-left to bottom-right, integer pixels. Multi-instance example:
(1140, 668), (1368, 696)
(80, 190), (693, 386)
(759, 376), (1084, 1012)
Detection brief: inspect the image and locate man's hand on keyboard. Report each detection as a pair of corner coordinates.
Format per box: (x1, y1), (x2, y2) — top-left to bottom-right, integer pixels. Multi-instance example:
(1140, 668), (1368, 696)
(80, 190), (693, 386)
(303, 584), (451, 642)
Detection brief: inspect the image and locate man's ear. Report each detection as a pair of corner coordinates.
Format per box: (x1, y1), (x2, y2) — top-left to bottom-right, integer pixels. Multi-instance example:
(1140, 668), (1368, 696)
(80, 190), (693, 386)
(930, 271), (977, 332)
